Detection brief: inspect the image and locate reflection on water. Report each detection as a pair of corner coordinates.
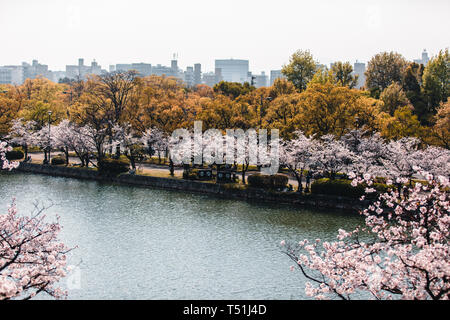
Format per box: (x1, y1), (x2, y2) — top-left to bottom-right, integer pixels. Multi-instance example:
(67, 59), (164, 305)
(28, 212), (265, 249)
(0, 172), (363, 299)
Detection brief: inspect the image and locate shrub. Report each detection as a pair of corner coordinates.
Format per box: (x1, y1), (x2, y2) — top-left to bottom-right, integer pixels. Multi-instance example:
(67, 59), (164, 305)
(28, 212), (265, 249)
(6, 148), (24, 161)
(311, 178), (391, 199)
(248, 173), (288, 190)
(51, 156), (66, 165)
(311, 179), (365, 198)
(98, 157), (130, 176)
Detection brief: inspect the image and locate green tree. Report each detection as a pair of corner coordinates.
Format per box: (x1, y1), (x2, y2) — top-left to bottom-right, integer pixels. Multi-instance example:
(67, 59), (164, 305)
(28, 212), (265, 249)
(365, 51), (408, 97)
(330, 61), (358, 88)
(380, 82), (411, 116)
(213, 81), (255, 100)
(379, 106), (423, 140)
(422, 49), (449, 115)
(402, 62), (428, 123)
(281, 50), (317, 92)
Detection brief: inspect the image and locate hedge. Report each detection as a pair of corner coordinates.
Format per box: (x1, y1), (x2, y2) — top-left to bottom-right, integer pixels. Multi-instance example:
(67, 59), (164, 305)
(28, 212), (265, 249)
(51, 156), (66, 165)
(311, 178), (391, 199)
(248, 173), (288, 190)
(6, 148), (24, 161)
(98, 157), (130, 176)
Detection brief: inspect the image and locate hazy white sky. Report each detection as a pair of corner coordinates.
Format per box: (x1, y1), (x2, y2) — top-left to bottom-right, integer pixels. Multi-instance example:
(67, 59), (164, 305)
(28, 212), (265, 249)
(1, 0), (449, 73)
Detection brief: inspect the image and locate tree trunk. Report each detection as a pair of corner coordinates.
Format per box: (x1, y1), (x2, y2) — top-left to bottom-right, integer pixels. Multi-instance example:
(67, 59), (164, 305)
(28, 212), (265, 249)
(64, 147), (69, 166)
(169, 158), (174, 176)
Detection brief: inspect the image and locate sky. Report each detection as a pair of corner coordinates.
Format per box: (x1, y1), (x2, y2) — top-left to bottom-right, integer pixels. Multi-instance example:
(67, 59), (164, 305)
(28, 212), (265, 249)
(1, 0), (449, 74)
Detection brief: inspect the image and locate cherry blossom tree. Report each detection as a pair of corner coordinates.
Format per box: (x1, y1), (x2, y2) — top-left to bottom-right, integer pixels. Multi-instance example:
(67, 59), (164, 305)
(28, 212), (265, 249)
(311, 134), (355, 180)
(280, 131), (314, 192)
(142, 127), (168, 164)
(1, 142), (71, 300)
(380, 137), (422, 184)
(7, 119), (37, 161)
(112, 123), (143, 171)
(0, 141), (19, 171)
(342, 130), (387, 178)
(51, 120), (96, 167)
(281, 170), (450, 300)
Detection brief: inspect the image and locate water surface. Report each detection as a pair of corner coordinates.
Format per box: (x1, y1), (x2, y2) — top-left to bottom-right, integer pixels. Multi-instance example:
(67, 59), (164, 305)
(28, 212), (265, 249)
(0, 172), (363, 299)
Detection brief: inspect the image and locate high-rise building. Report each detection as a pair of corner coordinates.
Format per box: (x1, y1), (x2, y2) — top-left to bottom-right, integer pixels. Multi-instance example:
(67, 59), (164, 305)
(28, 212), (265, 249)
(215, 59), (249, 83)
(202, 72), (216, 87)
(194, 63), (202, 86)
(184, 66), (195, 87)
(171, 59), (179, 77)
(353, 61), (366, 89)
(253, 71), (268, 88)
(269, 70), (285, 86)
(414, 49), (430, 65)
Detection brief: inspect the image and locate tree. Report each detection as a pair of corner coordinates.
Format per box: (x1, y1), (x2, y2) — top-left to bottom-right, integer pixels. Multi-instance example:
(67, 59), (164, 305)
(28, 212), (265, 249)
(292, 82), (379, 138)
(111, 123), (143, 171)
(269, 78), (296, 99)
(141, 127), (168, 164)
(280, 131), (314, 192)
(282, 50), (317, 92)
(402, 62), (428, 123)
(51, 120), (96, 166)
(7, 118), (37, 160)
(379, 82), (412, 116)
(310, 134), (354, 180)
(422, 49), (450, 115)
(213, 81), (255, 100)
(379, 106), (423, 140)
(282, 170), (450, 300)
(0, 86), (21, 137)
(341, 130), (386, 177)
(380, 137), (422, 184)
(330, 62), (358, 88)
(0, 143), (70, 300)
(430, 101), (450, 148)
(365, 52), (408, 96)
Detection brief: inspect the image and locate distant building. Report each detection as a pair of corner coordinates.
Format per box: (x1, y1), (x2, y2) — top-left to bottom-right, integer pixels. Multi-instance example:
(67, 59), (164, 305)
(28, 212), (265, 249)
(414, 49), (430, 65)
(0, 66), (24, 84)
(353, 61), (366, 89)
(269, 70), (285, 86)
(194, 63), (202, 86)
(202, 72), (217, 87)
(171, 59), (179, 77)
(65, 58), (104, 79)
(214, 67), (223, 84)
(115, 63), (152, 76)
(215, 59), (249, 83)
(51, 71), (67, 83)
(184, 66), (195, 87)
(253, 71), (268, 88)
(151, 64), (174, 77)
(0, 59), (56, 84)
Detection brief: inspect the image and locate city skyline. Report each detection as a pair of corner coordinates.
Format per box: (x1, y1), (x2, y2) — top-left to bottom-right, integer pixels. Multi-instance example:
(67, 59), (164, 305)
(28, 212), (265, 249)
(1, 0), (449, 74)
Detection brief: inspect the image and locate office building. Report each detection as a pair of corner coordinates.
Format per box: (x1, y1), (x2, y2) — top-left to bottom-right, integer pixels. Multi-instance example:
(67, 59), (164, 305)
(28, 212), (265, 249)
(353, 61), (366, 89)
(65, 58), (104, 79)
(253, 71), (268, 88)
(270, 70), (285, 86)
(115, 63), (152, 76)
(194, 63), (201, 86)
(215, 59), (249, 83)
